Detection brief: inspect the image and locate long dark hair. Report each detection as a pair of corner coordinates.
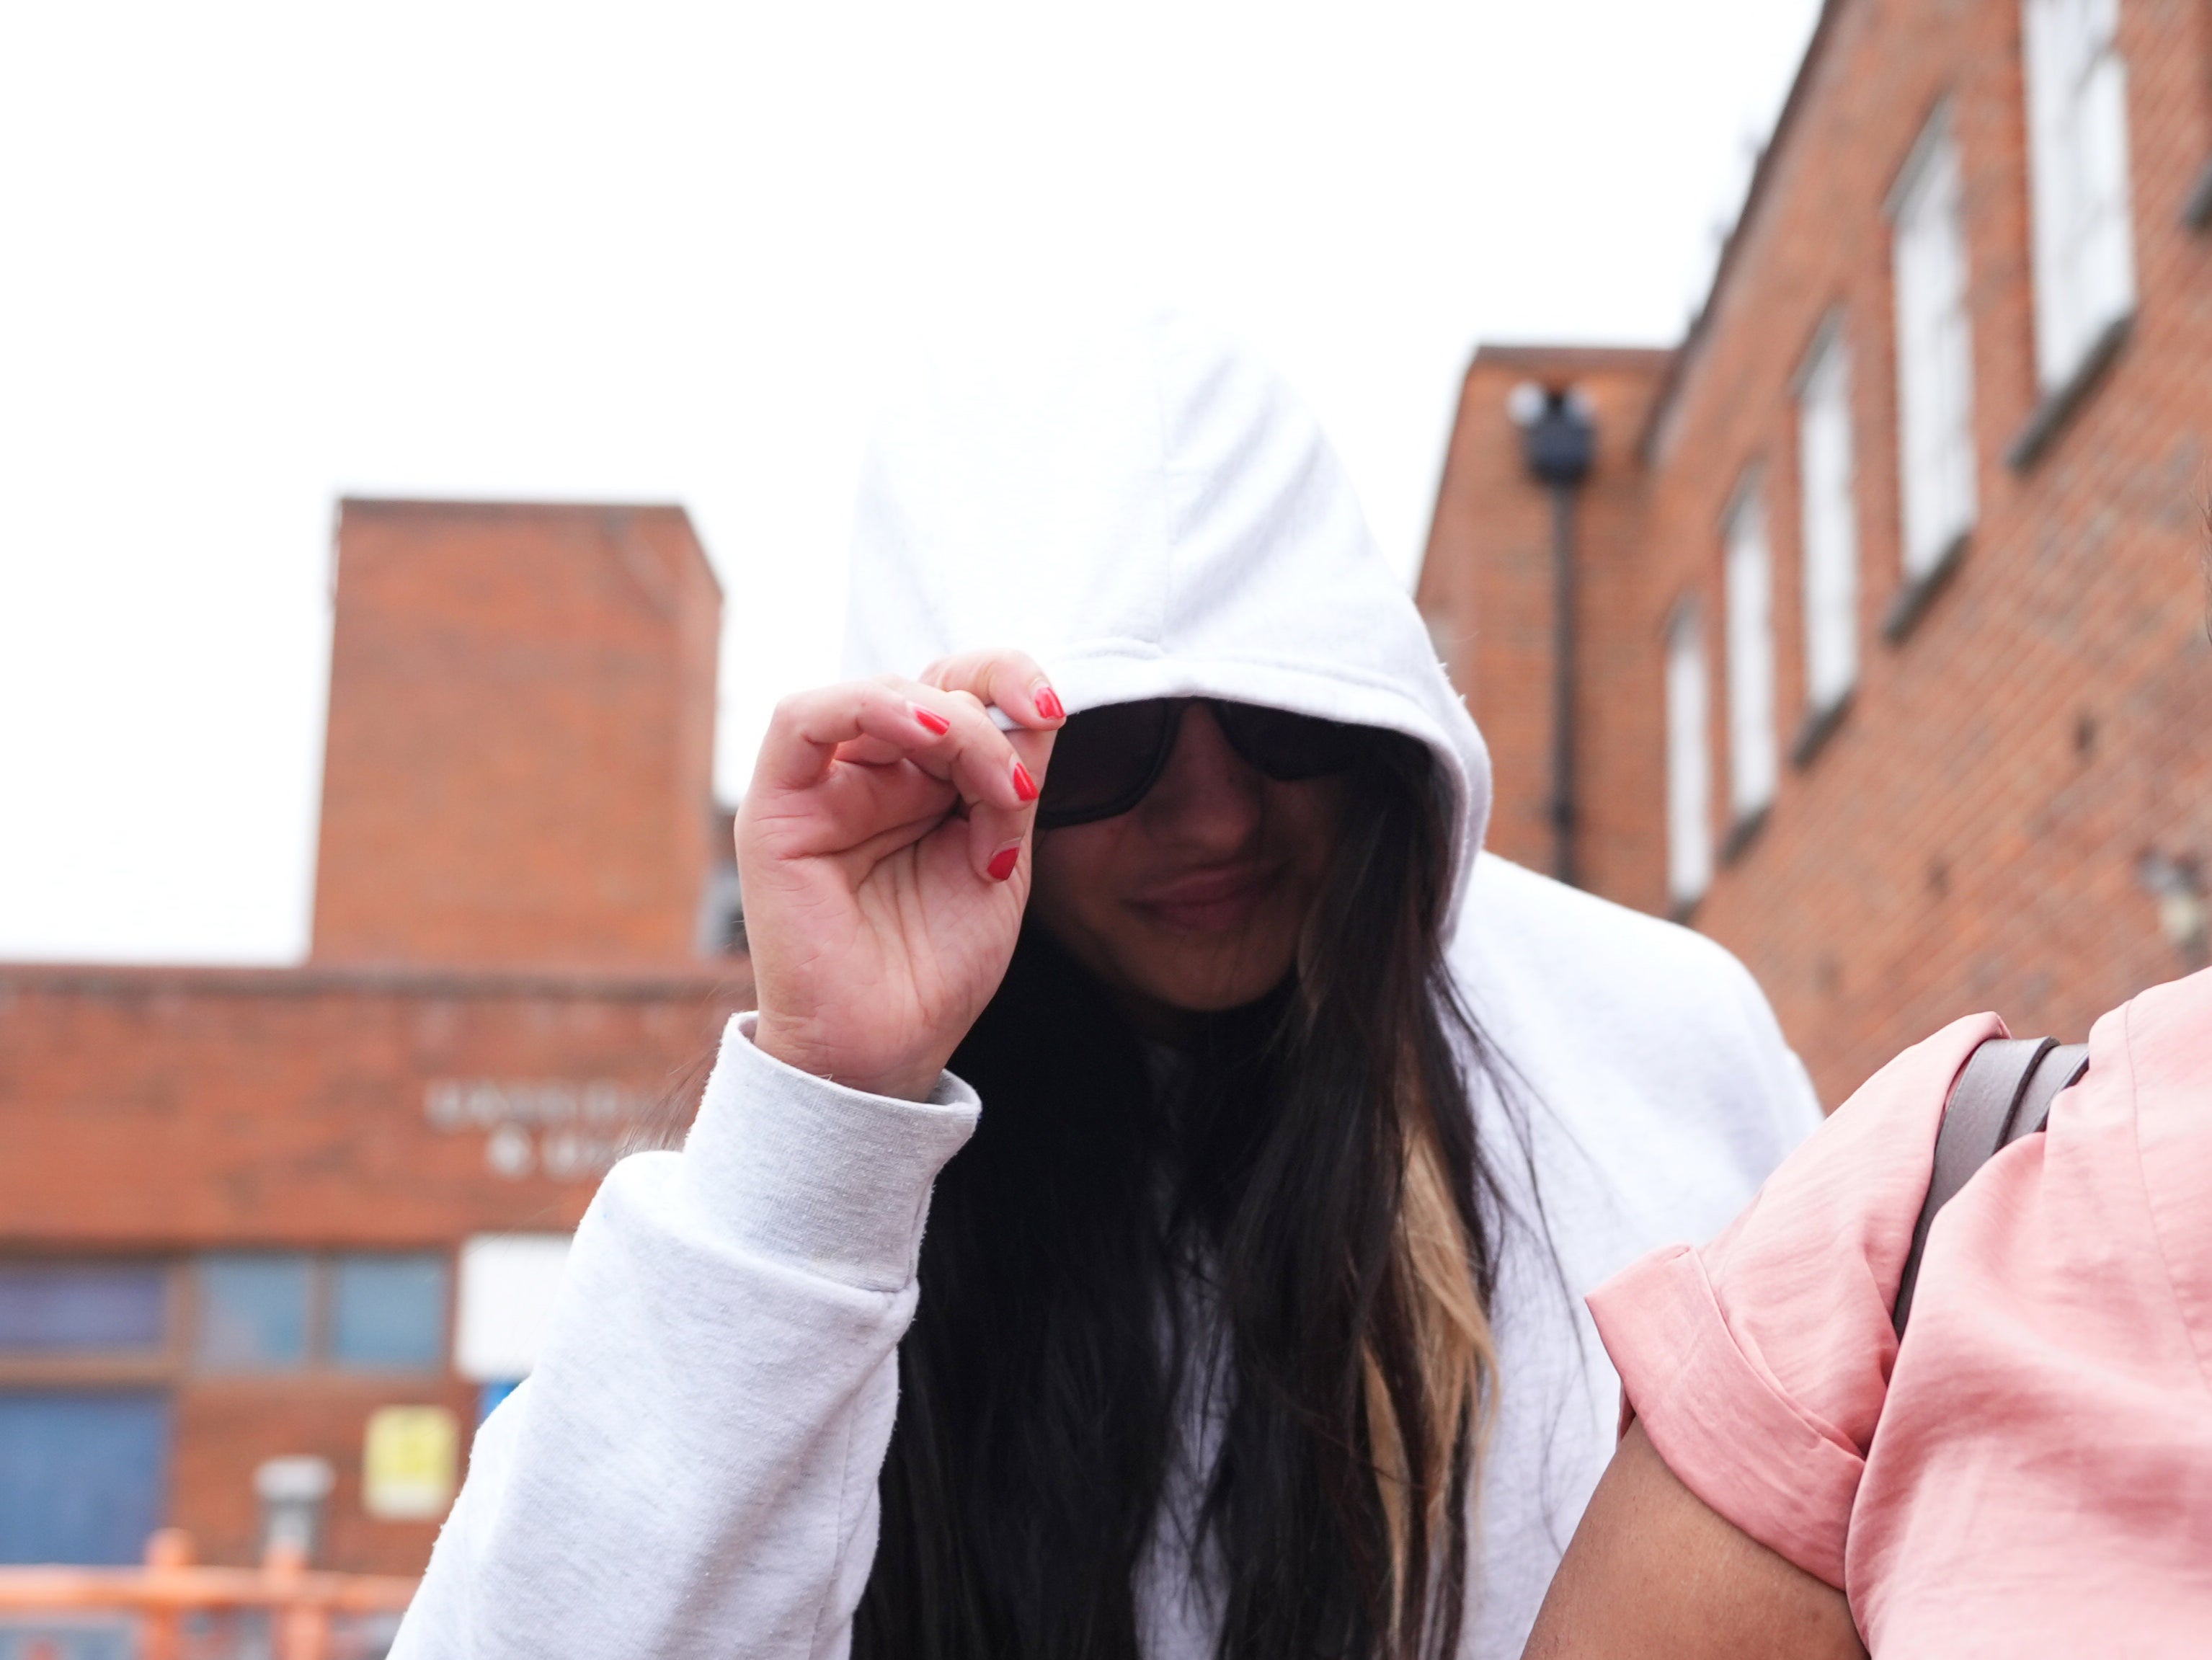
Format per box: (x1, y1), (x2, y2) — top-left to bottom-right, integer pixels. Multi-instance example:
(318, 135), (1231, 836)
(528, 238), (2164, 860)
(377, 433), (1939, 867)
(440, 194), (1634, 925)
(855, 729), (1509, 1659)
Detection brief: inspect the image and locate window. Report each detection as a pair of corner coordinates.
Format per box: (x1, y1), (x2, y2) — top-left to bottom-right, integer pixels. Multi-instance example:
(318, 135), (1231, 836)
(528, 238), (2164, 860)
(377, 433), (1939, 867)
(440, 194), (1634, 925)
(1798, 325), (1860, 719)
(331, 1253), (449, 1370)
(1725, 484), (1778, 826)
(196, 1251), (448, 1373)
(2023, 0), (2134, 394)
(196, 1254), (313, 1371)
(1891, 111), (1978, 583)
(1, 1253), (449, 1380)
(1666, 605), (1713, 910)
(0, 1262), (166, 1353)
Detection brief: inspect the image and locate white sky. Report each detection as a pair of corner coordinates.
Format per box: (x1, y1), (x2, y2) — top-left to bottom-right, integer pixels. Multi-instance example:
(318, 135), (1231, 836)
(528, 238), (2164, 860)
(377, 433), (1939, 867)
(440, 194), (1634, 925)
(0, 0), (1820, 964)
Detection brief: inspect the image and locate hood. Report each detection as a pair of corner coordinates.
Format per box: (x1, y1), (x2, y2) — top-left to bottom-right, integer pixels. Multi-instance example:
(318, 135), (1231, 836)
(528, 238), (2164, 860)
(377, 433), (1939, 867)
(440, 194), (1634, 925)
(840, 306), (1493, 935)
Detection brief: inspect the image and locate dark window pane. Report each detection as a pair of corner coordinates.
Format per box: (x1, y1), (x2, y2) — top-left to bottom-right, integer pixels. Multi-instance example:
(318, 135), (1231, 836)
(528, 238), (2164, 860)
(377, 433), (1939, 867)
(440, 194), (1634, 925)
(0, 1263), (167, 1353)
(330, 1255), (447, 1370)
(195, 1256), (311, 1371)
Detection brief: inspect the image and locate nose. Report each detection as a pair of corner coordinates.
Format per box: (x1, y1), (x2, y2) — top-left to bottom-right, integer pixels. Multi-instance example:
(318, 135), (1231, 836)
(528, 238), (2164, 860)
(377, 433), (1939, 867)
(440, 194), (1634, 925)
(1136, 703), (1265, 856)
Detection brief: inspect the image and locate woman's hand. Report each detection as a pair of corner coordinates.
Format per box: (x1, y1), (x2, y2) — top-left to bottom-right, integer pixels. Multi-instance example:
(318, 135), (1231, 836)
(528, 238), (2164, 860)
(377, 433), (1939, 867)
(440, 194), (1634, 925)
(738, 649), (1064, 1101)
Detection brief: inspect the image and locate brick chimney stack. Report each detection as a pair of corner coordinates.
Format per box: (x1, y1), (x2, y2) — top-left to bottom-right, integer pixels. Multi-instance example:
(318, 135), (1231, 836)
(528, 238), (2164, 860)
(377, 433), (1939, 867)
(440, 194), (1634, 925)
(311, 500), (723, 968)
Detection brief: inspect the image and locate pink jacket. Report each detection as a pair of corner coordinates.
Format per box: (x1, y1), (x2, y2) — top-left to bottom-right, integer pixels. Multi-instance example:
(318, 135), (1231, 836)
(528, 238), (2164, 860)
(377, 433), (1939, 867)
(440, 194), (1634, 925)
(1589, 967), (2212, 1656)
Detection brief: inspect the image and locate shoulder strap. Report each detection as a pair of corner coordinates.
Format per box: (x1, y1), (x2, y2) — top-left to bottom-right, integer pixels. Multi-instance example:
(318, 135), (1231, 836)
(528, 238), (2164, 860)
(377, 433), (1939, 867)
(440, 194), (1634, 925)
(1891, 1037), (2089, 1336)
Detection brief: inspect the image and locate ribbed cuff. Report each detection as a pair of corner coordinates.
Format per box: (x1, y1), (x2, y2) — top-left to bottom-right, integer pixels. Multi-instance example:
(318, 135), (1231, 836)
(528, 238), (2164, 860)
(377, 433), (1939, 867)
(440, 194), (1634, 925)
(1588, 1244), (1864, 1590)
(679, 1013), (981, 1294)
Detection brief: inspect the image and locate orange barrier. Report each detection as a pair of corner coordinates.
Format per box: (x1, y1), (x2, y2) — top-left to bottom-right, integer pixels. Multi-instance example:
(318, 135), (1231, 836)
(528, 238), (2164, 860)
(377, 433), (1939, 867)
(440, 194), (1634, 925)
(0, 1530), (417, 1660)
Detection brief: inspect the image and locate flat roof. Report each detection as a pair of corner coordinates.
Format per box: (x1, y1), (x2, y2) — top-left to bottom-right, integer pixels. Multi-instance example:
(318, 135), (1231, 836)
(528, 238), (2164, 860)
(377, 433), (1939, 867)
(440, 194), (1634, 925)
(0, 960), (750, 1003)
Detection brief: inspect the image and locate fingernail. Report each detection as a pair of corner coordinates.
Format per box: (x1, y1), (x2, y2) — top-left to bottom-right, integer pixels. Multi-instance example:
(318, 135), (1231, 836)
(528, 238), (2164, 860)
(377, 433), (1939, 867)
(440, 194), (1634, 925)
(1011, 761), (1038, 802)
(987, 842), (1021, 882)
(1034, 684), (1065, 722)
(911, 703), (951, 736)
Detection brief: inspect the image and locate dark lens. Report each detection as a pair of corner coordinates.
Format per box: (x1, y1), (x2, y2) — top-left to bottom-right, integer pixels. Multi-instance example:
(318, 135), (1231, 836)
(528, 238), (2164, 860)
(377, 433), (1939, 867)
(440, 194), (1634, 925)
(1212, 702), (1364, 781)
(1038, 700), (1180, 827)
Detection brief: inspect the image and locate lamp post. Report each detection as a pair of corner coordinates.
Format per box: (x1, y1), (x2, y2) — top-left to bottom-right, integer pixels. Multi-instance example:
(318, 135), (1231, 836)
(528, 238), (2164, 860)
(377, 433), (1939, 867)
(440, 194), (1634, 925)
(1510, 384), (1597, 889)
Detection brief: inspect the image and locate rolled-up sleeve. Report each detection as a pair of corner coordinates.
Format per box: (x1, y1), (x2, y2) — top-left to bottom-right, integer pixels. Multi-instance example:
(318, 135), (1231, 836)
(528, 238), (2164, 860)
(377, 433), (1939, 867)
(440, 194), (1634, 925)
(1585, 1012), (2004, 1589)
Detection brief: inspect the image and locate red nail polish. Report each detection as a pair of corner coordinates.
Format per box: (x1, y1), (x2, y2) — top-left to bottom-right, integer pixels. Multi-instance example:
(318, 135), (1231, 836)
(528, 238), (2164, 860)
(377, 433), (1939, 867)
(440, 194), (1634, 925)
(987, 843), (1021, 882)
(1011, 762), (1038, 802)
(912, 704), (951, 736)
(1034, 685), (1065, 722)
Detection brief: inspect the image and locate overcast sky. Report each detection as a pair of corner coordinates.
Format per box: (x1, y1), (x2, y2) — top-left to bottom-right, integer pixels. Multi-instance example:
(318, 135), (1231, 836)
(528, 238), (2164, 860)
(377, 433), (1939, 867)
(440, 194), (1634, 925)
(0, 0), (1821, 963)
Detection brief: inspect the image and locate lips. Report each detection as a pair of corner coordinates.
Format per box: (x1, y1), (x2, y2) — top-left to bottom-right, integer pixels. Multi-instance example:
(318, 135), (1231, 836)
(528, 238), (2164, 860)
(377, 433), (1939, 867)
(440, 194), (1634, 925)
(1130, 861), (1279, 932)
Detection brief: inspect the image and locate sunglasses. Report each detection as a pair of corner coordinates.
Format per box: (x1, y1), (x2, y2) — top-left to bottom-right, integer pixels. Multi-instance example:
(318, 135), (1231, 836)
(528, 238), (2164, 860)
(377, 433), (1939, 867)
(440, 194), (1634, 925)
(1035, 698), (1365, 830)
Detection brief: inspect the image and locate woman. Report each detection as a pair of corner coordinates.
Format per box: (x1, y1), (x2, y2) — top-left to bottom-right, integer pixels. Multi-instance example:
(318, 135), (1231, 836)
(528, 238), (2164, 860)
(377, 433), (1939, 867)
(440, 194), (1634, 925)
(393, 311), (1818, 1659)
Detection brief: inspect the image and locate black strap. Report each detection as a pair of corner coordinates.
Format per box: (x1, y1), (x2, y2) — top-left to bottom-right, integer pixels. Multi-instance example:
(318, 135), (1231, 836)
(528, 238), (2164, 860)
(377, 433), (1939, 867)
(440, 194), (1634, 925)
(1891, 1037), (2089, 1336)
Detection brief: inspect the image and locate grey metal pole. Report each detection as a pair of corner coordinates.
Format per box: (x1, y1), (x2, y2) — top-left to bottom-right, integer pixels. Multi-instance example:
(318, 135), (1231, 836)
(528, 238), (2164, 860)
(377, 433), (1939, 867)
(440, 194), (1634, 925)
(1514, 385), (1596, 890)
(1549, 479), (1578, 889)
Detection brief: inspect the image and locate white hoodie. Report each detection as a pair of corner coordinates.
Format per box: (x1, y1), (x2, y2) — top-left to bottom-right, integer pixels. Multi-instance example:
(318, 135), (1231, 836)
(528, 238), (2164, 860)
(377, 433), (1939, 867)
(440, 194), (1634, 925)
(392, 311), (1819, 1660)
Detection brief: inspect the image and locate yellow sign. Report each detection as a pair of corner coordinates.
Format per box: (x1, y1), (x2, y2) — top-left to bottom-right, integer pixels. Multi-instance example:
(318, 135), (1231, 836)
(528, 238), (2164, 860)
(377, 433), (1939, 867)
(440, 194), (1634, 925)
(363, 1405), (458, 1521)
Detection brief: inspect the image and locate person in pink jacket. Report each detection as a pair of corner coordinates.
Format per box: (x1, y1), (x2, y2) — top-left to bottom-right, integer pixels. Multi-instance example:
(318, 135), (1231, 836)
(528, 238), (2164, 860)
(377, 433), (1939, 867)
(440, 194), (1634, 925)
(1525, 965), (2212, 1658)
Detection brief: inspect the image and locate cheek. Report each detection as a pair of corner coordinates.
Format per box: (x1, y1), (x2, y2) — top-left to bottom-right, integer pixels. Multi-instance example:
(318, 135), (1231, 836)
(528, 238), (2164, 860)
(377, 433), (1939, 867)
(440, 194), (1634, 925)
(1029, 822), (1129, 938)
(1264, 776), (1351, 887)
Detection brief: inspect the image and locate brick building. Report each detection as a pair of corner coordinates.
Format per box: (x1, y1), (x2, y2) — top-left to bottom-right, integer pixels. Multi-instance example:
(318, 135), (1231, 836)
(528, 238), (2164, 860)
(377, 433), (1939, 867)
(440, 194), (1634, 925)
(0, 502), (752, 1571)
(1418, 0), (2212, 1107)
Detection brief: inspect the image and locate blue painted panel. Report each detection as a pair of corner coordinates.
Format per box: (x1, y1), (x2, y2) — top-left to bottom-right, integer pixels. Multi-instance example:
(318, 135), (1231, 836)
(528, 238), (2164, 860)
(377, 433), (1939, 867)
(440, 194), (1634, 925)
(476, 1379), (519, 1425)
(0, 1393), (169, 1565)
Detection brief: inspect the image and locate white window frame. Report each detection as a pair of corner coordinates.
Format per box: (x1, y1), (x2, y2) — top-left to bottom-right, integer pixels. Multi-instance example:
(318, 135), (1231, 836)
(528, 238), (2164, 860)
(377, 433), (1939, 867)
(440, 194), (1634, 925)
(1889, 108), (1979, 584)
(2023, 0), (2135, 395)
(1796, 320), (1860, 719)
(1666, 603), (1713, 910)
(1723, 481), (1779, 825)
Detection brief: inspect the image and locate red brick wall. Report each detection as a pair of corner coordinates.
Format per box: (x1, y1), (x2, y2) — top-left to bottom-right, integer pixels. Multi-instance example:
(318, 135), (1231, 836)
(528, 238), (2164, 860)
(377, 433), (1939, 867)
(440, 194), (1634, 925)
(0, 965), (747, 1240)
(1421, 0), (2212, 1106)
(1417, 347), (1672, 905)
(312, 501), (724, 969)
(0, 961), (752, 1570)
(173, 1377), (478, 1575)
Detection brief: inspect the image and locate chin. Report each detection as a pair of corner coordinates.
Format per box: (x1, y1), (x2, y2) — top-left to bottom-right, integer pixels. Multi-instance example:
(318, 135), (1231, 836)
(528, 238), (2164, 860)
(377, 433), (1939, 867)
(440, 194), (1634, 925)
(1138, 951), (1295, 1014)
(1152, 983), (1271, 1014)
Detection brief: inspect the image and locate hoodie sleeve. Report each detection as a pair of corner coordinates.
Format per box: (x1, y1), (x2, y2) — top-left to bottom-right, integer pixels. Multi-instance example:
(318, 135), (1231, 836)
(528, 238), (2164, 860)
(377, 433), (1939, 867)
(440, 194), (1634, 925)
(389, 1013), (980, 1660)
(1712, 939), (1826, 1167)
